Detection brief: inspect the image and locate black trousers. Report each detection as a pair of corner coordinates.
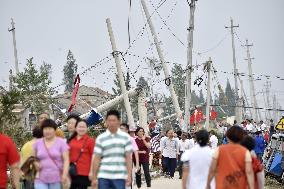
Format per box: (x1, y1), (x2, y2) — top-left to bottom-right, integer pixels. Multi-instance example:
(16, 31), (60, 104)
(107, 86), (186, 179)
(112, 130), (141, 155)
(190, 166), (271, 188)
(178, 151), (184, 178)
(135, 162), (151, 188)
(164, 157), (177, 177)
(70, 175), (90, 189)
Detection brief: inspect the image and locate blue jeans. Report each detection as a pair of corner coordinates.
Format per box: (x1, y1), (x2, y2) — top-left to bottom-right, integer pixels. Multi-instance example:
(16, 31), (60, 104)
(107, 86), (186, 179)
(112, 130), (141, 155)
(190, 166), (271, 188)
(34, 182), (61, 189)
(98, 178), (125, 189)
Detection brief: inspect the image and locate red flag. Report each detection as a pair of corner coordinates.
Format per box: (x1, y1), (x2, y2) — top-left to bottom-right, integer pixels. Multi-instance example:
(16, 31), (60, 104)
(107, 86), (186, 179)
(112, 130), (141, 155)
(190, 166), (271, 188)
(68, 74), (80, 112)
(210, 108), (218, 120)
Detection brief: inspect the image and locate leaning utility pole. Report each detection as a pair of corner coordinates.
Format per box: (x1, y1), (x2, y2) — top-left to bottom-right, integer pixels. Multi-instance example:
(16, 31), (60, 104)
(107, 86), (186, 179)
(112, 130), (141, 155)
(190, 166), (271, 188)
(106, 18), (135, 129)
(8, 18), (19, 74)
(205, 57), (212, 129)
(225, 18), (241, 123)
(184, 0), (197, 131)
(245, 39), (258, 122)
(141, 0), (183, 127)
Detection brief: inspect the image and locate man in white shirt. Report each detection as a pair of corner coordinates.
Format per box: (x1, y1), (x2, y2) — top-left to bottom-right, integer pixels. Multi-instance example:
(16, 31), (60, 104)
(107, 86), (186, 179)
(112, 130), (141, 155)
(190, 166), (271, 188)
(246, 120), (253, 132)
(209, 131), (218, 149)
(260, 120), (267, 131)
(178, 134), (190, 179)
(161, 129), (179, 178)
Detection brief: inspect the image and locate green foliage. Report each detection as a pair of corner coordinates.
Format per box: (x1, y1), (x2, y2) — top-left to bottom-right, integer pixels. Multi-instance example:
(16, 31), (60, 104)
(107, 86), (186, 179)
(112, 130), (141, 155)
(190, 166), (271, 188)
(0, 90), (32, 148)
(4, 126), (32, 148)
(112, 72), (131, 96)
(13, 57), (54, 114)
(0, 90), (20, 130)
(171, 64), (185, 110)
(225, 79), (236, 116)
(40, 61), (52, 80)
(63, 50), (78, 92)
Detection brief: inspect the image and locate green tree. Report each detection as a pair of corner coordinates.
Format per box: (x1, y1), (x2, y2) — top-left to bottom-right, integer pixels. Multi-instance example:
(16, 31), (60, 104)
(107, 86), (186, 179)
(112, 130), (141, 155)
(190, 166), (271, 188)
(132, 76), (150, 120)
(112, 72), (131, 96)
(0, 89), (32, 147)
(199, 89), (205, 104)
(13, 57), (54, 114)
(171, 64), (185, 110)
(191, 90), (200, 105)
(225, 79), (236, 116)
(63, 50), (78, 92)
(40, 61), (52, 80)
(0, 89), (20, 131)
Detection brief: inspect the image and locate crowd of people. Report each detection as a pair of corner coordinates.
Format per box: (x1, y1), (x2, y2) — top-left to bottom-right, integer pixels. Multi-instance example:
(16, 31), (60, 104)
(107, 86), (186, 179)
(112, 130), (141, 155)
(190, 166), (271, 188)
(0, 109), (281, 189)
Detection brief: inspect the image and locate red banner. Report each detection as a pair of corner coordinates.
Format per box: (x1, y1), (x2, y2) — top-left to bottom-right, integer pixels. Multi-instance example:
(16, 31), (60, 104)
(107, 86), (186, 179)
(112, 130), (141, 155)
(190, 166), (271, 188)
(68, 74), (80, 112)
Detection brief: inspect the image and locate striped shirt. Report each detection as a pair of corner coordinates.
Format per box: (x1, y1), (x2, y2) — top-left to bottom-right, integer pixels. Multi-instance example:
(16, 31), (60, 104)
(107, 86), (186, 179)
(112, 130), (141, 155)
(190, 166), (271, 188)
(94, 129), (133, 179)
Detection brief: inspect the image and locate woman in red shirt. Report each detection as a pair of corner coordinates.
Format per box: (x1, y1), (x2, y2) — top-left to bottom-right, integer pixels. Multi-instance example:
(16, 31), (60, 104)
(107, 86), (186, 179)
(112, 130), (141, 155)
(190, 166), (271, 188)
(68, 119), (95, 189)
(135, 127), (151, 189)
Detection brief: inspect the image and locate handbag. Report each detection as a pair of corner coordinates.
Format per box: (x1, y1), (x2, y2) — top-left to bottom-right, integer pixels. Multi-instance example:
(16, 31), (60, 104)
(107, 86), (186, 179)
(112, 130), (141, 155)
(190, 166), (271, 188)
(69, 138), (88, 177)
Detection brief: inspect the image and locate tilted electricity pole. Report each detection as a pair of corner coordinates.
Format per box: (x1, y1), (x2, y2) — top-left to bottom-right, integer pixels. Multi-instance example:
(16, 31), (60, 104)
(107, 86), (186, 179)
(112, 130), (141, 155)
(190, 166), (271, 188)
(141, 0), (183, 128)
(106, 18), (135, 129)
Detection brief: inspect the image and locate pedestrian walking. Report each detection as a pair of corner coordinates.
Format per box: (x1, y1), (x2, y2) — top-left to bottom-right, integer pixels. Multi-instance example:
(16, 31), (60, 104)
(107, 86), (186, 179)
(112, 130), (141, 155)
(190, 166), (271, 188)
(161, 129), (179, 178)
(20, 127), (43, 189)
(241, 136), (264, 189)
(254, 131), (266, 162)
(182, 130), (215, 189)
(32, 119), (69, 189)
(135, 127), (151, 189)
(150, 133), (162, 170)
(120, 123), (140, 189)
(269, 119), (275, 141)
(91, 110), (132, 189)
(68, 119), (95, 189)
(21, 127), (43, 164)
(209, 130), (218, 149)
(38, 113), (65, 138)
(206, 126), (255, 189)
(178, 133), (190, 179)
(0, 133), (20, 189)
(66, 114), (80, 142)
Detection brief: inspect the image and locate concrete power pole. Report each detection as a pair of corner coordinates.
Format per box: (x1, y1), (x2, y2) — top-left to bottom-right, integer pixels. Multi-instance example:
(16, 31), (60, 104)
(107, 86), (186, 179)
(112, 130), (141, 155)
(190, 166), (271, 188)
(272, 94), (277, 122)
(106, 18), (135, 129)
(205, 57), (212, 129)
(8, 18), (19, 74)
(138, 89), (148, 134)
(184, 0), (197, 132)
(264, 81), (272, 120)
(245, 39), (258, 122)
(225, 18), (241, 123)
(141, 0), (183, 127)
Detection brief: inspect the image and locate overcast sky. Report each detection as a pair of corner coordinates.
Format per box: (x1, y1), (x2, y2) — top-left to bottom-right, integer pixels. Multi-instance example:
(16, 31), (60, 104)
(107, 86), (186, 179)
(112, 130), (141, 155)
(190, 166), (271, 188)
(0, 0), (283, 118)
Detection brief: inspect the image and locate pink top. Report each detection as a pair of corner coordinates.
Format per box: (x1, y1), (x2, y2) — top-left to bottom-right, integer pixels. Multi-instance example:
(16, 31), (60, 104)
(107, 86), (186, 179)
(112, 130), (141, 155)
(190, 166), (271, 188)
(33, 138), (69, 184)
(131, 137), (138, 151)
